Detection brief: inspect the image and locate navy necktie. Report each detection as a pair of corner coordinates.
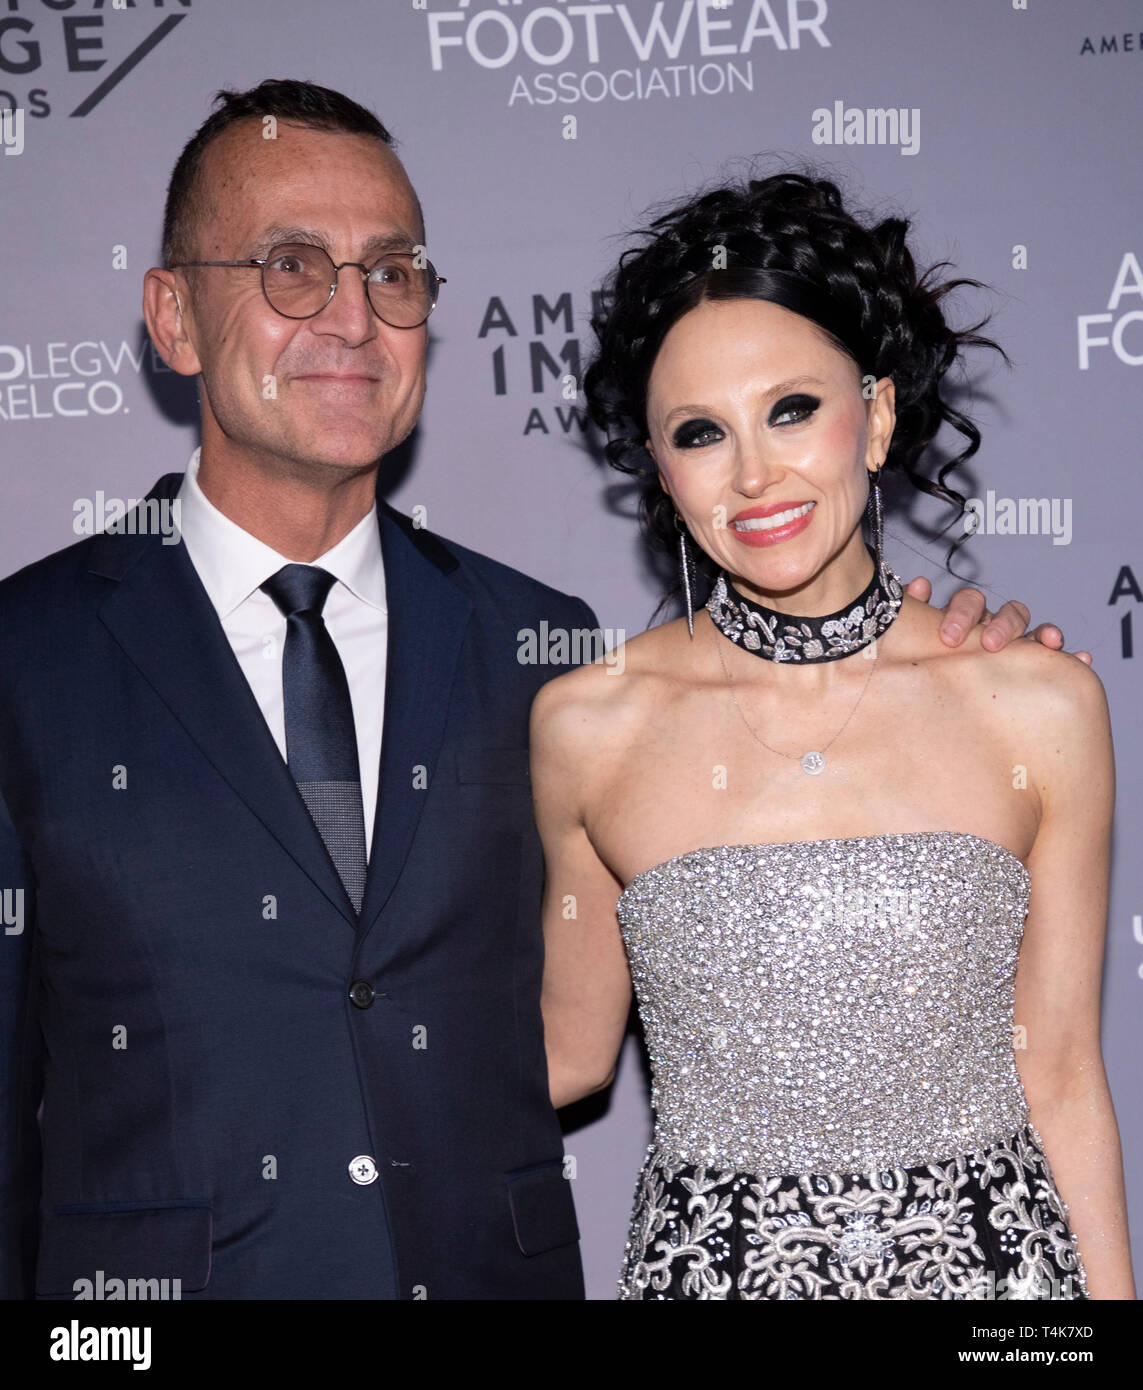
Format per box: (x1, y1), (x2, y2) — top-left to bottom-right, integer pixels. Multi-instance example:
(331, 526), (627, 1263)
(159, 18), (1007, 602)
(260, 564), (368, 915)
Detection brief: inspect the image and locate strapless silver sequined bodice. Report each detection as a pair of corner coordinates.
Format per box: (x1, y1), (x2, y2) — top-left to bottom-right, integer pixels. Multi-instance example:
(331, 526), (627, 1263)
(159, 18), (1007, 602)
(616, 832), (1031, 1176)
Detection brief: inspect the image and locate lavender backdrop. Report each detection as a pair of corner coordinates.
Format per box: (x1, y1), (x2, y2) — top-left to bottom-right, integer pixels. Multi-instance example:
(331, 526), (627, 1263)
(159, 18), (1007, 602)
(2, 0), (1140, 1297)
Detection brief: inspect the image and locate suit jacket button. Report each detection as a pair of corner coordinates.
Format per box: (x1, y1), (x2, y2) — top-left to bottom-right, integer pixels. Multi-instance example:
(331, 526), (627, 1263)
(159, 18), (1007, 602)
(349, 1155), (378, 1185)
(349, 980), (375, 1009)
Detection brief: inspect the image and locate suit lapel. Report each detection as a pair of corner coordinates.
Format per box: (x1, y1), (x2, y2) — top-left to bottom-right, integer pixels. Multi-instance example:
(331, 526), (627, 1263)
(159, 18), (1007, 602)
(356, 504), (472, 940)
(92, 472), (360, 927)
(91, 474), (473, 939)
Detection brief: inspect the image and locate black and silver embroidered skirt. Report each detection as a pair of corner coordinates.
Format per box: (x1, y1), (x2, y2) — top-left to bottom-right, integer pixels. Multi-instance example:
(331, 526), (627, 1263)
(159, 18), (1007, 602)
(618, 1122), (1089, 1300)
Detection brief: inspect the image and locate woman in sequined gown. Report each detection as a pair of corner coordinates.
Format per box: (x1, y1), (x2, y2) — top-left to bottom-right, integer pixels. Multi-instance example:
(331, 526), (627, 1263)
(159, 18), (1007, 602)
(531, 169), (1135, 1300)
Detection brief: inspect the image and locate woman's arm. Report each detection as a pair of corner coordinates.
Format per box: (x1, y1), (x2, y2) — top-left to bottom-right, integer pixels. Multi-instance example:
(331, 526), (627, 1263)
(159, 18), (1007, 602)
(1015, 651), (1134, 1298)
(529, 671), (633, 1110)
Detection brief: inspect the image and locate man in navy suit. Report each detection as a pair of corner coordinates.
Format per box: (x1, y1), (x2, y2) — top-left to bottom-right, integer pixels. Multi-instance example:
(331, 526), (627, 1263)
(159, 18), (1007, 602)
(0, 79), (1068, 1301)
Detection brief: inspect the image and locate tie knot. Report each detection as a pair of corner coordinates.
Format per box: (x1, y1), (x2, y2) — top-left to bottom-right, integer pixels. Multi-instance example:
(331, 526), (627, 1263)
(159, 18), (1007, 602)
(261, 564), (337, 618)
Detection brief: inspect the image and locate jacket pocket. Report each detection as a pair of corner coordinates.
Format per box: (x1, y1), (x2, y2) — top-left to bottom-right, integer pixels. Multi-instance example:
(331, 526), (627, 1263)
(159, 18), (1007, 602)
(35, 1201), (212, 1297)
(505, 1159), (579, 1257)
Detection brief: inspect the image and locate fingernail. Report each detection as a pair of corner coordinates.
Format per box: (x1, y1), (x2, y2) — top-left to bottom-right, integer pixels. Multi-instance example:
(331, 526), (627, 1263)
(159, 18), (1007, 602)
(943, 623), (962, 640)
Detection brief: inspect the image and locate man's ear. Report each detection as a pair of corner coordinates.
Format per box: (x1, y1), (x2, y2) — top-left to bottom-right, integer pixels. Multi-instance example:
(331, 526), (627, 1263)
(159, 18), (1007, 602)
(142, 268), (203, 377)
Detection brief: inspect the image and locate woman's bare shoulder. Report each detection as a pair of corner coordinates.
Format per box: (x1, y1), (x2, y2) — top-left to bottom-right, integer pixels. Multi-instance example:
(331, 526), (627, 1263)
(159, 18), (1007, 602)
(529, 618), (688, 758)
(906, 596), (1110, 737)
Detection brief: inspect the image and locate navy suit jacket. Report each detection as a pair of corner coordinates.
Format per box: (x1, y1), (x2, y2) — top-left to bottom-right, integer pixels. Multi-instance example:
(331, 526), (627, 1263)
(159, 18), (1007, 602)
(0, 469), (595, 1300)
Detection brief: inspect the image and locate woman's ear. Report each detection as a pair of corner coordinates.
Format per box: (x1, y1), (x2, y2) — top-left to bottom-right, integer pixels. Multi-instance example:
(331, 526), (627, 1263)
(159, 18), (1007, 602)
(866, 376), (896, 470)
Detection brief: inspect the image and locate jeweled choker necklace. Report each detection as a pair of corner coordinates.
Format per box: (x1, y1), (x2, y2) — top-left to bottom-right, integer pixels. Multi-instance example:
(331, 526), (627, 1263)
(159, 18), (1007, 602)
(705, 544), (904, 663)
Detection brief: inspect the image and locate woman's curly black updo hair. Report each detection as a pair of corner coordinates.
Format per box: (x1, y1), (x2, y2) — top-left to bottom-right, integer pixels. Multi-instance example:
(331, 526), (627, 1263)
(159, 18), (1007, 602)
(583, 164), (1011, 604)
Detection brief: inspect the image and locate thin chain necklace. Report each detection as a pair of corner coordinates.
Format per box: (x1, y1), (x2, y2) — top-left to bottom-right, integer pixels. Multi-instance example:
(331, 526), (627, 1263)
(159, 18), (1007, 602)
(714, 626), (879, 775)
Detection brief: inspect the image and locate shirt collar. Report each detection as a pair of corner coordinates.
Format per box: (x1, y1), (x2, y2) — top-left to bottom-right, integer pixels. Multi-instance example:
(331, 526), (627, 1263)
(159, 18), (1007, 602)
(176, 447), (386, 620)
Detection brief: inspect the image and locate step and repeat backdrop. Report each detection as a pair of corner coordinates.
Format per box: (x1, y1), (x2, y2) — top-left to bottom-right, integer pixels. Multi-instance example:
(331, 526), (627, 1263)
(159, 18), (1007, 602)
(2, 1), (1140, 1298)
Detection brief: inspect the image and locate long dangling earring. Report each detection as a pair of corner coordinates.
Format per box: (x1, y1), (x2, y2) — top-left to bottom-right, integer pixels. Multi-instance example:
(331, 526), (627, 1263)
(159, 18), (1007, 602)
(867, 464), (888, 588)
(675, 512), (696, 638)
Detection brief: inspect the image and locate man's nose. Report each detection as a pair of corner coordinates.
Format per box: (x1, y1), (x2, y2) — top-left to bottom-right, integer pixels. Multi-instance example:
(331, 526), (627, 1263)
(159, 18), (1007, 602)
(315, 265), (378, 343)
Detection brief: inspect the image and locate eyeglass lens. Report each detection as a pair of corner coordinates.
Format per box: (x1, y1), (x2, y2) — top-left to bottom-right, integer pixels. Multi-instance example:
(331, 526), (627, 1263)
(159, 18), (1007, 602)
(262, 243), (439, 325)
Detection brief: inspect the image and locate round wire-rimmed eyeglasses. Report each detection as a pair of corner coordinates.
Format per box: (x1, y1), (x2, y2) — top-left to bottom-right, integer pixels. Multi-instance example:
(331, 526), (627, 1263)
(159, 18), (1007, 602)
(168, 242), (447, 328)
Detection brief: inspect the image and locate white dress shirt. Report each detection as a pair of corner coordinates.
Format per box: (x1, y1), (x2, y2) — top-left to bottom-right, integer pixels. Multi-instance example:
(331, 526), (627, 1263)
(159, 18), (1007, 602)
(176, 448), (387, 858)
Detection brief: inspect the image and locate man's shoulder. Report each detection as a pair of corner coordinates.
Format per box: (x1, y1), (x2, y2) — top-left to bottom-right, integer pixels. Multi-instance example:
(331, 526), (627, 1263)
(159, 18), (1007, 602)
(382, 503), (597, 625)
(0, 472), (179, 621)
(0, 531), (103, 626)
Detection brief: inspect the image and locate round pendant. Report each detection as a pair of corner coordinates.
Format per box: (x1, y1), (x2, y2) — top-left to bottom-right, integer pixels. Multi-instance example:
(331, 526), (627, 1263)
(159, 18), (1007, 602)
(800, 750), (826, 775)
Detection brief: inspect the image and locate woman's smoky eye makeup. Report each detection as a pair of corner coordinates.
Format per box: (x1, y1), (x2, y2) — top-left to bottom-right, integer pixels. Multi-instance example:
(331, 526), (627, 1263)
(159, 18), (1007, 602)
(671, 418), (721, 449)
(668, 393), (821, 449)
(772, 392), (820, 426)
